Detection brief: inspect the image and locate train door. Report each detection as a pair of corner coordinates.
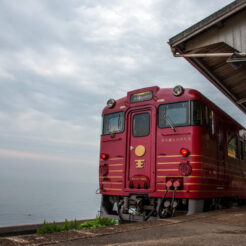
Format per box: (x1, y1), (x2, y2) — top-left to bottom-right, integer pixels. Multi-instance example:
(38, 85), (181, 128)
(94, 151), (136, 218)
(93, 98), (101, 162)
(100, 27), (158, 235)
(125, 106), (156, 192)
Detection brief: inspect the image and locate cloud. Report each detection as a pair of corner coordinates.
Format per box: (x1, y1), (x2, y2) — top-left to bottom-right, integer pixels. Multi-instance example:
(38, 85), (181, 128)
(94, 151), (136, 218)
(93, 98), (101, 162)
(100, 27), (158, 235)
(1, 0), (244, 179)
(0, 67), (15, 80)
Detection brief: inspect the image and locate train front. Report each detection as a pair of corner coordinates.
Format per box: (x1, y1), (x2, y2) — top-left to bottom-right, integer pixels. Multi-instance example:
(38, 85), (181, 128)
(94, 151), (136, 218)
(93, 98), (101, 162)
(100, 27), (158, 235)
(99, 86), (203, 221)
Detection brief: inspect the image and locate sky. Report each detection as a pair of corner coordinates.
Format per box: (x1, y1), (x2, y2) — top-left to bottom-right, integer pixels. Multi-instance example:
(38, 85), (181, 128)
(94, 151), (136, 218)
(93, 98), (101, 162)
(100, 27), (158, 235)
(0, 0), (245, 185)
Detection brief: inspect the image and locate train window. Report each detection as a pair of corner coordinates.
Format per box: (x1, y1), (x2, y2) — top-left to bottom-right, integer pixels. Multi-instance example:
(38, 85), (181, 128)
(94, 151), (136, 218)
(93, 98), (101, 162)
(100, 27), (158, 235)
(102, 112), (124, 135)
(204, 106), (215, 135)
(159, 102), (189, 128)
(191, 101), (202, 126)
(217, 121), (223, 150)
(227, 135), (238, 158)
(239, 141), (244, 160)
(209, 110), (215, 135)
(244, 143), (246, 159)
(204, 106), (209, 127)
(132, 113), (150, 137)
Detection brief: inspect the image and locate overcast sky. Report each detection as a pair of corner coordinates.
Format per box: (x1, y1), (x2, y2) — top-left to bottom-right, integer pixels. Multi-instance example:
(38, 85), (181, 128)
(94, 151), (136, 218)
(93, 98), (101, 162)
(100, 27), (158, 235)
(0, 0), (245, 185)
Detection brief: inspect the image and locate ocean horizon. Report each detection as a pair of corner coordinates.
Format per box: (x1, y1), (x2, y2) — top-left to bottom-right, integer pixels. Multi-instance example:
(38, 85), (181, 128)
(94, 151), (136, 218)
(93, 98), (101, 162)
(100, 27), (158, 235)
(0, 177), (101, 227)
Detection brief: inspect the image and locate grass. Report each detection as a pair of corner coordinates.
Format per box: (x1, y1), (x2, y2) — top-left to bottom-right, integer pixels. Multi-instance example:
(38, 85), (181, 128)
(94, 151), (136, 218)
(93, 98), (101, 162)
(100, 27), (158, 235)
(36, 217), (116, 234)
(79, 217), (116, 229)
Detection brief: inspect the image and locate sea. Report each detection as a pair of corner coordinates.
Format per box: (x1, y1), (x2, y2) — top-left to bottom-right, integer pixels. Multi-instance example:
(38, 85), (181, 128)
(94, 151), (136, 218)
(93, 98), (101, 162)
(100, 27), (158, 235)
(0, 178), (101, 227)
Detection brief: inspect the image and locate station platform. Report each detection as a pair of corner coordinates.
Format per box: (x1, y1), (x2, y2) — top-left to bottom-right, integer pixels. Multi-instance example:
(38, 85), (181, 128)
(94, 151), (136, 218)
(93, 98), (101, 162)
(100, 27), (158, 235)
(1, 206), (246, 245)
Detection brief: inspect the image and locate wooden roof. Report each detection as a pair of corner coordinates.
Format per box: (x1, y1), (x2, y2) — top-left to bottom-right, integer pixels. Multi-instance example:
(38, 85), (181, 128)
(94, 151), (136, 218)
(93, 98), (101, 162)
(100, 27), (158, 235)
(169, 0), (246, 113)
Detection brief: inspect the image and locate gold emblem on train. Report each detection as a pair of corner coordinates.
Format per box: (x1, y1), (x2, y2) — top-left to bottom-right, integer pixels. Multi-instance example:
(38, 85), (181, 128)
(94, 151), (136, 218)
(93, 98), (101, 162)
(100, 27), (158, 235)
(135, 159), (145, 169)
(135, 145), (146, 157)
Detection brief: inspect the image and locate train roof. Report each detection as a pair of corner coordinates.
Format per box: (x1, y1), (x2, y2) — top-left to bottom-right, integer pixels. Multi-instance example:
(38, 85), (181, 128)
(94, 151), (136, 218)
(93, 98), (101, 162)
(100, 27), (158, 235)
(102, 86), (245, 130)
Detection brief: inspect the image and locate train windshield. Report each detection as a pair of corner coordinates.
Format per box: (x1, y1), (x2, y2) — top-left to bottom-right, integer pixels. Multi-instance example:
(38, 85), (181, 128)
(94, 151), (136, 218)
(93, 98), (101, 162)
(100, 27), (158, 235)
(159, 102), (189, 128)
(102, 112), (124, 135)
(191, 101), (202, 126)
(159, 101), (202, 128)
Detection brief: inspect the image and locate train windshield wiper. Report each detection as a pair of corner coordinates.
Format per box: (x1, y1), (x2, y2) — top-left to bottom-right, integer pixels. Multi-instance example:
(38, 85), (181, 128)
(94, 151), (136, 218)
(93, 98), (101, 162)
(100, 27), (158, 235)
(163, 113), (177, 132)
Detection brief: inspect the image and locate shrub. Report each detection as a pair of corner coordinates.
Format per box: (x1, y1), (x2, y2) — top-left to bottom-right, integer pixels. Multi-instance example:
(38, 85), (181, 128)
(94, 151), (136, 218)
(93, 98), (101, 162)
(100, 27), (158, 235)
(36, 217), (116, 234)
(79, 217), (116, 229)
(61, 219), (79, 231)
(36, 221), (61, 234)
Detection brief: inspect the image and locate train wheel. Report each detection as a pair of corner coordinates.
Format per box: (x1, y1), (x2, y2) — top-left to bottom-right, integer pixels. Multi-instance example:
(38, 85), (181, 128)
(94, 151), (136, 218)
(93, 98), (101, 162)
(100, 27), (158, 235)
(159, 207), (169, 218)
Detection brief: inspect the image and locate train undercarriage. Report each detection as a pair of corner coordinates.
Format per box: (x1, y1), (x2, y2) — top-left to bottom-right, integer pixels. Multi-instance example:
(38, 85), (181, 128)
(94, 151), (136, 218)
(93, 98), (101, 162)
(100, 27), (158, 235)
(100, 194), (245, 222)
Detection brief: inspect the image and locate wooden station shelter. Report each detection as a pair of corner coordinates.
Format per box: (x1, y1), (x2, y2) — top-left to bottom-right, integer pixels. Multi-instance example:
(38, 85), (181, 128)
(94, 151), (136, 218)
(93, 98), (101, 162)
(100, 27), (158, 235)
(168, 0), (246, 113)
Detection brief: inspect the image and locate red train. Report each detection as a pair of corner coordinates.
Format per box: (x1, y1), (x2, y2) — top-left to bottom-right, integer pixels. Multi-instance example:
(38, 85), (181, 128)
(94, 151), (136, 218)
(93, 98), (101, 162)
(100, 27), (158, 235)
(99, 86), (246, 221)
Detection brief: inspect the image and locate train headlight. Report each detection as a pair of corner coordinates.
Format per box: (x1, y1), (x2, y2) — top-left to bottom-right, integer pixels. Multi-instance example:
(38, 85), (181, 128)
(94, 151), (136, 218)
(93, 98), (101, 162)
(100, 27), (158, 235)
(179, 163), (192, 176)
(173, 85), (184, 96)
(107, 99), (116, 108)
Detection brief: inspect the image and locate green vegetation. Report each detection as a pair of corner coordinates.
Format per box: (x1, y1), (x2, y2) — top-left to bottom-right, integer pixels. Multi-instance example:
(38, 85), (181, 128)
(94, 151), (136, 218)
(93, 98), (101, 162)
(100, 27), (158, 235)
(79, 217), (116, 229)
(37, 221), (63, 234)
(36, 217), (116, 234)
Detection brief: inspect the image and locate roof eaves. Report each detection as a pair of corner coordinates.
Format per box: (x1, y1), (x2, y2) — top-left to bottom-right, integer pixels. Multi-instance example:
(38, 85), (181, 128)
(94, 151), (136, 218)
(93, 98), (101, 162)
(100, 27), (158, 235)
(169, 0), (246, 48)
